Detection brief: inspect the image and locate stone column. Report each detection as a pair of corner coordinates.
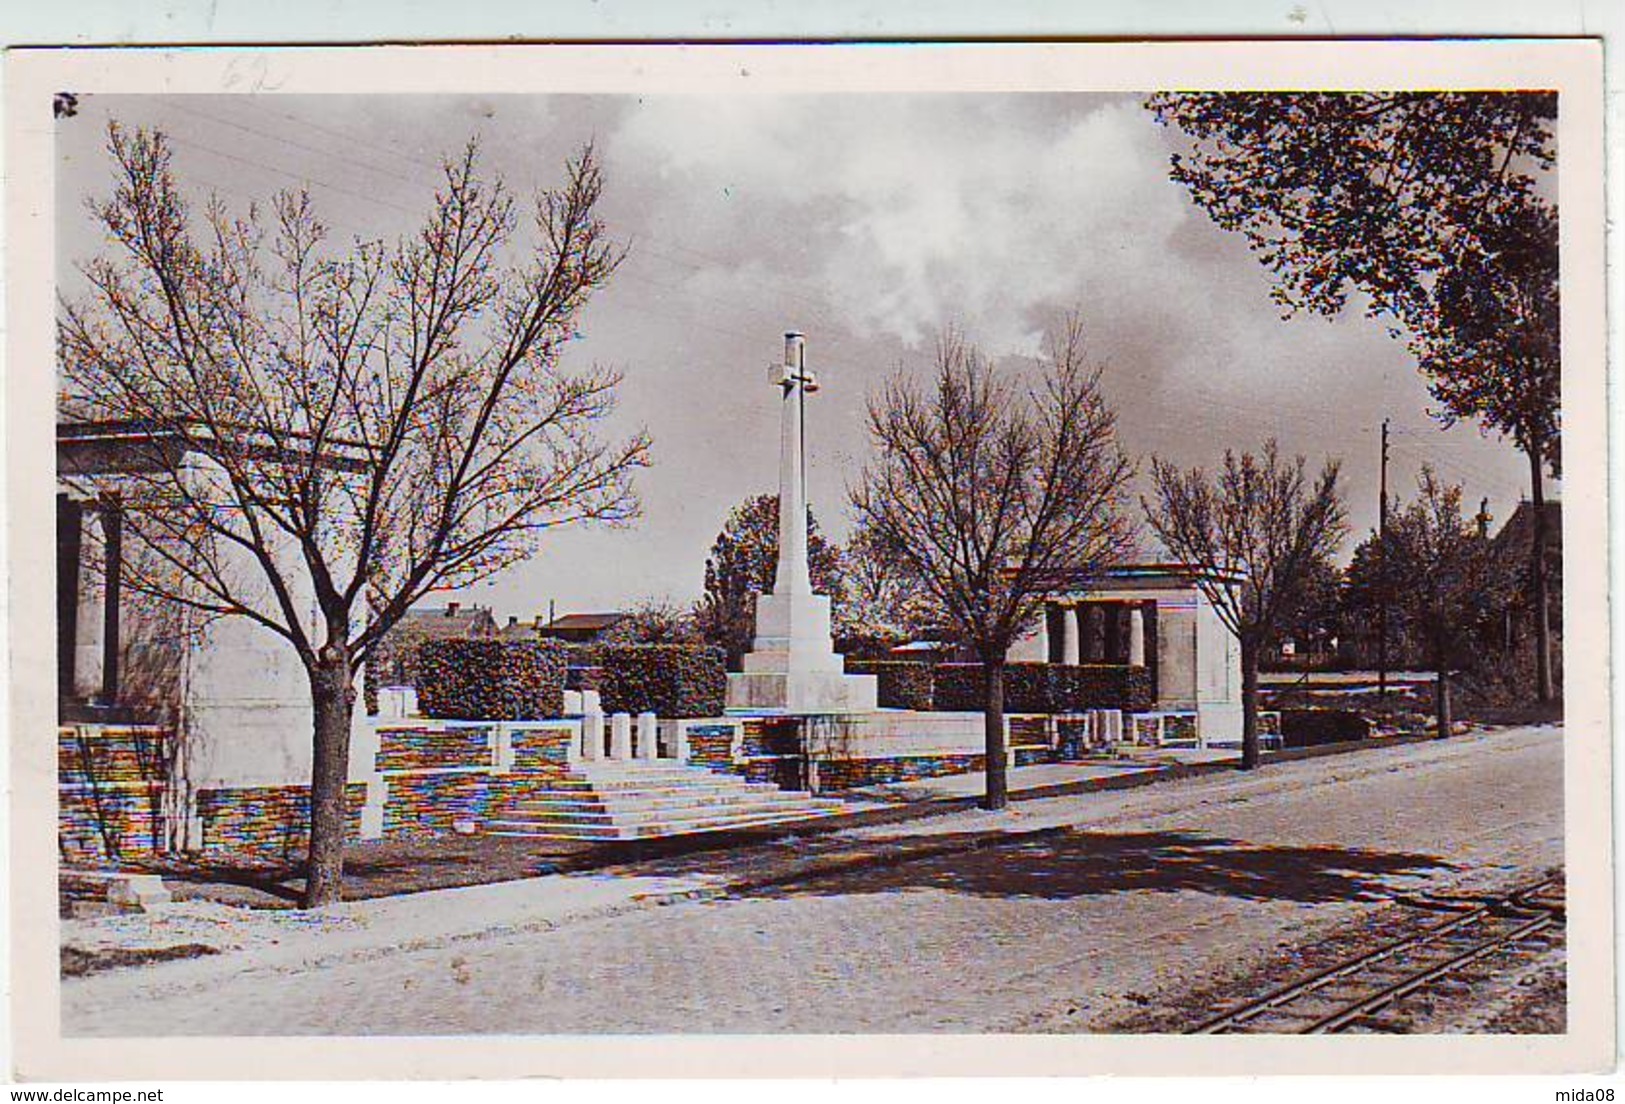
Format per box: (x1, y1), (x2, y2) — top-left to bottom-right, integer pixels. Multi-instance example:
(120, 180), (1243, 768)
(1128, 601), (1147, 667)
(1062, 605), (1081, 665)
(1081, 604), (1103, 663)
(73, 508), (105, 700)
(101, 499), (123, 703)
(57, 494), (83, 698)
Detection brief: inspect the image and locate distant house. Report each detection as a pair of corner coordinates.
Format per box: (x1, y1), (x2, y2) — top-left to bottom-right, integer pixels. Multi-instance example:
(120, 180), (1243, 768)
(1488, 497), (1563, 650)
(498, 614), (547, 642)
(372, 602), (499, 688)
(536, 611), (629, 645)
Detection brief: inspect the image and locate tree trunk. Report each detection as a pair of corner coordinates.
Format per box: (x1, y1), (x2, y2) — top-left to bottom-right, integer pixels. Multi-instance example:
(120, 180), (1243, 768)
(1239, 635), (1261, 771)
(302, 648), (356, 908)
(982, 658), (1008, 810)
(1528, 444), (1555, 703)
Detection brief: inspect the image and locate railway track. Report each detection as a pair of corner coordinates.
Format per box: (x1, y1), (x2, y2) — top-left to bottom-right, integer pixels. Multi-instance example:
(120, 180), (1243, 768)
(1193, 873), (1566, 1034)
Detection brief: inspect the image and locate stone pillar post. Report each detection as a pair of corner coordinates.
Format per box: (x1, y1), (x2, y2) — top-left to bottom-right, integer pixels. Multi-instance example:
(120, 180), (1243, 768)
(636, 711), (659, 760)
(1128, 601), (1147, 667)
(580, 711), (603, 760)
(609, 712), (633, 759)
(1062, 605), (1081, 666)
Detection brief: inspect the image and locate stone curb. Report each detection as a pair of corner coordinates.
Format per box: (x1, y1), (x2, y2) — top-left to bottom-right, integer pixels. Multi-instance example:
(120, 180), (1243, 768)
(541, 729), (1446, 877)
(576, 730), (1454, 900)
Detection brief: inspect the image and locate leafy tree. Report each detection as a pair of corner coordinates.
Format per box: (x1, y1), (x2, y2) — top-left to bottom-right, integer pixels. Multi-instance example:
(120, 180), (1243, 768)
(1416, 201), (1560, 700)
(1385, 469), (1508, 737)
(851, 320), (1133, 809)
(834, 521), (946, 659)
(1341, 529), (1418, 671)
(59, 124), (648, 906)
(695, 493), (843, 670)
(1271, 550), (1344, 665)
(1147, 91), (1559, 701)
(1144, 441), (1347, 769)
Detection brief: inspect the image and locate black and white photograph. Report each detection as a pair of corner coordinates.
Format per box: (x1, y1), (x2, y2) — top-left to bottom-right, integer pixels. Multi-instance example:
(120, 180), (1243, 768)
(5, 39), (1612, 1080)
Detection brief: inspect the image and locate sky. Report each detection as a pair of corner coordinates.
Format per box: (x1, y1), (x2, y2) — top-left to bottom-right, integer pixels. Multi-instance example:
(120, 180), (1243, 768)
(55, 92), (1540, 620)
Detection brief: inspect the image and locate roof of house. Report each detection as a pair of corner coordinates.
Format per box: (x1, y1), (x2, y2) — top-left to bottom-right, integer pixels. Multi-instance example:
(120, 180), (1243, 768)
(1491, 499), (1563, 556)
(1029, 562), (1249, 593)
(498, 617), (543, 641)
(541, 612), (628, 632)
(396, 604), (498, 640)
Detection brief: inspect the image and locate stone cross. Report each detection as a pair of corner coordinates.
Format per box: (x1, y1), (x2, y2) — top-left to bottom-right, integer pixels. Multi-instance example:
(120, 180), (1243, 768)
(725, 331), (878, 714)
(769, 332), (818, 597)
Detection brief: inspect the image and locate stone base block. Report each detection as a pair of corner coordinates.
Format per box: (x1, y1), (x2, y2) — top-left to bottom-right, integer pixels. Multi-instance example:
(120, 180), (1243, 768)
(740, 591), (845, 674)
(726, 670), (879, 714)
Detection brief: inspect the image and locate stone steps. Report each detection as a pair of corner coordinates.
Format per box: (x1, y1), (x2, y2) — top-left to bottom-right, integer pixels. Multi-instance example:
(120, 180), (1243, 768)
(486, 761), (849, 841)
(507, 789), (827, 815)
(484, 805), (847, 841)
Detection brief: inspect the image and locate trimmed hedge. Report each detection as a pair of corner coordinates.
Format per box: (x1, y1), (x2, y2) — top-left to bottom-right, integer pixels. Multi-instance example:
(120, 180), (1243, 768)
(583, 644), (727, 718)
(1049, 663), (1156, 712)
(845, 660), (934, 710)
(415, 639), (568, 721)
(932, 662), (1154, 713)
(1279, 708), (1371, 749)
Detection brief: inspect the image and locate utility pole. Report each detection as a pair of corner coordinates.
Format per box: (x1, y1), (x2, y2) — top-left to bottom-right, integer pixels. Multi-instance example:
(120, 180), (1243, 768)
(1378, 419), (1390, 699)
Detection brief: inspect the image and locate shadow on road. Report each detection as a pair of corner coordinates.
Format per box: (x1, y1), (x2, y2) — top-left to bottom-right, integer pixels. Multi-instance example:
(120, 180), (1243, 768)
(736, 829), (1453, 905)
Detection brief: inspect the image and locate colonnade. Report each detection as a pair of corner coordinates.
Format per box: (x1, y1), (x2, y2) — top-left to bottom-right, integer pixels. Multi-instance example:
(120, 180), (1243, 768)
(1046, 599), (1151, 667)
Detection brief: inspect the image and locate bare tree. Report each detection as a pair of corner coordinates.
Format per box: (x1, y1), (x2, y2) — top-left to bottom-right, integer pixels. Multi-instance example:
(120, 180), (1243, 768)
(1385, 469), (1508, 738)
(59, 123), (650, 906)
(850, 321), (1133, 809)
(835, 520), (946, 659)
(600, 597), (703, 645)
(1144, 441), (1346, 769)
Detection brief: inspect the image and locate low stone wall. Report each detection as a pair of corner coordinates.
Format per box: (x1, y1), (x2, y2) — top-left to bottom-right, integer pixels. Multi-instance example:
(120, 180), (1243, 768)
(689, 711), (1062, 793)
(814, 753), (987, 790)
(374, 723), (495, 772)
(59, 724), (170, 864)
(382, 771), (490, 839)
(683, 721), (742, 772)
(507, 722), (576, 775)
(60, 782), (167, 865)
(196, 783), (367, 858)
(372, 719), (576, 838)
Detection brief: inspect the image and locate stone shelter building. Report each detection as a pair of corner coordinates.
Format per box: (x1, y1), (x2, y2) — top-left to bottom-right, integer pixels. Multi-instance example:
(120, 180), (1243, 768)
(1006, 564), (1246, 747)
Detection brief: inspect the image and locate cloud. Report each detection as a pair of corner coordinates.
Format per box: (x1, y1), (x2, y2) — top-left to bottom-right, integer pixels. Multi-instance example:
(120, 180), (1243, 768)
(611, 94), (1194, 355)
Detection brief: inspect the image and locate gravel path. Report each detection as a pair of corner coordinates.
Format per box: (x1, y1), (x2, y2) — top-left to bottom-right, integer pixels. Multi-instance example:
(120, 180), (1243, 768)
(63, 725), (1562, 1036)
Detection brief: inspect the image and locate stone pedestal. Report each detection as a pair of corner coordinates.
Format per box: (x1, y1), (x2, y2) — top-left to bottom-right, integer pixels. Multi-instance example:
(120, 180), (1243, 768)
(727, 591), (878, 712)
